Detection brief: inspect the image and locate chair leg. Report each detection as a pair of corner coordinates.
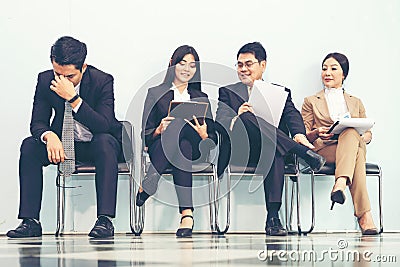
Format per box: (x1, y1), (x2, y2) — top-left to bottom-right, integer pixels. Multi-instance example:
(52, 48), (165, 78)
(285, 176), (289, 230)
(296, 175), (301, 234)
(290, 180), (300, 234)
(289, 178), (298, 233)
(130, 172), (144, 236)
(378, 168), (383, 233)
(213, 170), (230, 235)
(55, 172), (65, 237)
(284, 176), (294, 232)
(284, 176), (300, 234)
(297, 172), (315, 235)
(208, 173), (216, 233)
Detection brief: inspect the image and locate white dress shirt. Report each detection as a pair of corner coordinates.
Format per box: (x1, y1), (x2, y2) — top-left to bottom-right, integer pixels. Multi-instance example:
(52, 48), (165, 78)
(172, 83), (190, 101)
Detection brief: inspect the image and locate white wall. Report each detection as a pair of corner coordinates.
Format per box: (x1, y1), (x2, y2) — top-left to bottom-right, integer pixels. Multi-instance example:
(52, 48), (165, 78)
(1, 0), (399, 233)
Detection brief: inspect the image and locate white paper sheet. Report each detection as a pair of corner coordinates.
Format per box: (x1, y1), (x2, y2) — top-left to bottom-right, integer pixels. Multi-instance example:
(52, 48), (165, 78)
(328, 118), (375, 135)
(248, 80), (288, 127)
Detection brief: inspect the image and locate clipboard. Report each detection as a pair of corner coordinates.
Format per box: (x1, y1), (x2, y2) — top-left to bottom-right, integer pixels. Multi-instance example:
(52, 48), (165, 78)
(327, 118), (375, 135)
(168, 100), (209, 122)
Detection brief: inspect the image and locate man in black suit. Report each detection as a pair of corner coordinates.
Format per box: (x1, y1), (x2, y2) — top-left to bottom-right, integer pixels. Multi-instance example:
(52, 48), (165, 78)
(7, 36), (122, 238)
(216, 42), (325, 236)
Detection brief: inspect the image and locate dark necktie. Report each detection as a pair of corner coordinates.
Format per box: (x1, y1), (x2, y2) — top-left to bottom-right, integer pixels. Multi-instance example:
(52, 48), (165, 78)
(60, 101), (75, 176)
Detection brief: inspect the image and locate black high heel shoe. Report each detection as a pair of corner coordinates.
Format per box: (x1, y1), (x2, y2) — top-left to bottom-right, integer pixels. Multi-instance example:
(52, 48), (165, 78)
(176, 215), (194, 238)
(330, 190), (346, 210)
(136, 190), (150, 207)
(135, 172), (161, 207)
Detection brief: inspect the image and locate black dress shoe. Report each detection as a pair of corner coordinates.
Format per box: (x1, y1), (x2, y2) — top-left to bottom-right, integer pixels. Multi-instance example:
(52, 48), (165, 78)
(6, 218), (42, 238)
(176, 215), (194, 238)
(301, 150), (326, 172)
(265, 217), (287, 236)
(88, 216), (114, 238)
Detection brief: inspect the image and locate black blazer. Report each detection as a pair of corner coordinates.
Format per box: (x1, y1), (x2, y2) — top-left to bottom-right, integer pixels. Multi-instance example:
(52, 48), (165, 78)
(142, 83), (217, 148)
(215, 82), (306, 176)
(30, 65), (122, 143)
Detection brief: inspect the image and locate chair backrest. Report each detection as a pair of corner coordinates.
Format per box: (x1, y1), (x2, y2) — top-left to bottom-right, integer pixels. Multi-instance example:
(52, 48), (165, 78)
(121, 120), (134, 163)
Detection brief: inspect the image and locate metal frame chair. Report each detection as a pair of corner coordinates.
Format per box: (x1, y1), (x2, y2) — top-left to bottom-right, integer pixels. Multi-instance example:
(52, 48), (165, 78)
(212, 154), (300, 235)
(55, 121), (142, 236)
(135, 143), (219, 235)
(295, 162), (383, 235)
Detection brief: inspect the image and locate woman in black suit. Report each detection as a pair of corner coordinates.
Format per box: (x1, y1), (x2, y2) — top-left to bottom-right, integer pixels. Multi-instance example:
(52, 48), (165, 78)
(136, 45), (217, 237)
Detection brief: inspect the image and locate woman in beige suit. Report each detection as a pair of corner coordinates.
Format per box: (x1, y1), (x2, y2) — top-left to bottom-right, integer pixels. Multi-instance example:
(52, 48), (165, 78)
(301, 52), (378, 235)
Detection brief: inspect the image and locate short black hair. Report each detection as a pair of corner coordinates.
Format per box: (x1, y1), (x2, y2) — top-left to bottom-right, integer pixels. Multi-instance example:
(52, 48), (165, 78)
(50, 36), (87, 71)
(322, 52), (349, 80)
(163, 45), (201, 91)
(237, 42), (267, 62)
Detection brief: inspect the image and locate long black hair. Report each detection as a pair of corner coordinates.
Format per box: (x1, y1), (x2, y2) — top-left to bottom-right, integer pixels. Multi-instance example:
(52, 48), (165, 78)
(163, 45), (201, 91)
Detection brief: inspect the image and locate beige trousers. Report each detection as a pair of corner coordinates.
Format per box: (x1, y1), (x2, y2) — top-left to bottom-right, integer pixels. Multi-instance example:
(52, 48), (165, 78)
(317, 128), (371, 218)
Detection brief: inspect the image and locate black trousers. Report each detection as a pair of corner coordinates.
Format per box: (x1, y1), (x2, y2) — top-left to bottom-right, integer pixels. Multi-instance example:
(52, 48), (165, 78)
(148, 119), (206, 213)
(18, 133), (122, 219)
(231, 112), (298, 206)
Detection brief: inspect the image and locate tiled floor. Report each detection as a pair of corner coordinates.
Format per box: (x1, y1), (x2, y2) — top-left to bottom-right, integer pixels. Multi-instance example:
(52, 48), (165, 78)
(0, 233), (398, 266)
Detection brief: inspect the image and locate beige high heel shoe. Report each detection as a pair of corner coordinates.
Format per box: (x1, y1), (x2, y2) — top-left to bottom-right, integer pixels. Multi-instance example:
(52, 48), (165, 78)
(358, 212), (379, 235)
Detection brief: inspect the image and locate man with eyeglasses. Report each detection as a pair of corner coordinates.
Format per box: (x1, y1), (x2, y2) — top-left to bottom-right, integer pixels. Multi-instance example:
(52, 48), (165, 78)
(216, 42), (325, 236)
(6, 36), (123, 239)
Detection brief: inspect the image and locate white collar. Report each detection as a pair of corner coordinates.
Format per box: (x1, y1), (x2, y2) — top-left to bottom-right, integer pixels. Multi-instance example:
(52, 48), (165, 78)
(324, 86), (344, 94)
(172, 82), (188, 93)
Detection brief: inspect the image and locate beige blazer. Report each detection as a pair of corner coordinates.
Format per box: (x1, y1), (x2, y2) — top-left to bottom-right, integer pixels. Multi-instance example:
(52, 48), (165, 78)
(301, 89), (371, 151)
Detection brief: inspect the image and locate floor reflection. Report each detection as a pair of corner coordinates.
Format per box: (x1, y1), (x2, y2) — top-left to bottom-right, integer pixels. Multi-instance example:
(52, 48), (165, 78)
(0, 233), (397, 266)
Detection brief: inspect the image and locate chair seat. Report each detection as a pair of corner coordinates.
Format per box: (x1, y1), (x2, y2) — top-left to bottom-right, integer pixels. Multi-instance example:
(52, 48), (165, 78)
(303, 162), (381, 176)
(144, 162), (215, 175)
(74, 162), (130, 174)
(285, 163), (298, 176)
(229, 164), (298, 176)
(366, 163), (381, 175)
(229, 165), (260, 174)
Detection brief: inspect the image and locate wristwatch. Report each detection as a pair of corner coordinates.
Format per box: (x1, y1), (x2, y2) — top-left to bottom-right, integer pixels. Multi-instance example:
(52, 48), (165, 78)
(68, 94), (80, 103)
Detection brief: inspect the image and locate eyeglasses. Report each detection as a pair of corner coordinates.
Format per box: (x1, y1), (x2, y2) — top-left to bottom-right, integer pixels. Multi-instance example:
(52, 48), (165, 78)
(235, 60), (260, 69)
